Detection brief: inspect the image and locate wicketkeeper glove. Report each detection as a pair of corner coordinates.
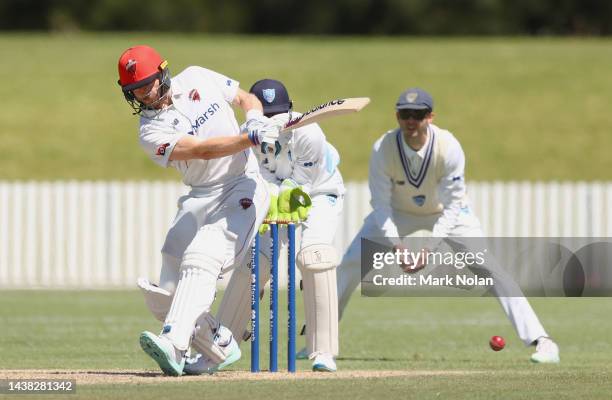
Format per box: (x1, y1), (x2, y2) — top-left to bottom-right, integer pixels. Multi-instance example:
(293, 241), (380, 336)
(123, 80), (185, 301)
(277, 179), (312, 223)
(259, 182), (279, 234)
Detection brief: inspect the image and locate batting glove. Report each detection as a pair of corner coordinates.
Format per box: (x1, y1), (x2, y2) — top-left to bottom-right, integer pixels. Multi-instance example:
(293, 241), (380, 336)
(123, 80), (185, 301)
(269, 112), (291, 128)
(243, 120), (281, 146)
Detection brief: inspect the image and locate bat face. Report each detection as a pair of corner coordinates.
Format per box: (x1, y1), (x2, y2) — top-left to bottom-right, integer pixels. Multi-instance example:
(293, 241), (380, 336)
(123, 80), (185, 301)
(280, 97), (370, 133)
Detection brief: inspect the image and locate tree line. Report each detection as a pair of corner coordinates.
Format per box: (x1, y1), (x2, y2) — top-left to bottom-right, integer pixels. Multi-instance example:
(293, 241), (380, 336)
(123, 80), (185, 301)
(1, 0), (610, 35)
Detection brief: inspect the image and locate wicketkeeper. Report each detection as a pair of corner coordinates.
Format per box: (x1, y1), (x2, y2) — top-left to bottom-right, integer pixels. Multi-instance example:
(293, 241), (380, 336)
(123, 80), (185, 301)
(210, 79), (345, 372)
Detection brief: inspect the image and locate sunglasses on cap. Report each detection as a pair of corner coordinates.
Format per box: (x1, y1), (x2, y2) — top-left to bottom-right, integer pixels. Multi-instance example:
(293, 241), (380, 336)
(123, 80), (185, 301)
(397, 108), (431, 120)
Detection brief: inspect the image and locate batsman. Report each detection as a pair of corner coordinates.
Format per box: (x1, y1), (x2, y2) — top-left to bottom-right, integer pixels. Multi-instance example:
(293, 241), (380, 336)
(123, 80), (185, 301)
(214, 79), (345, 372)
(117, 45), (283, 376)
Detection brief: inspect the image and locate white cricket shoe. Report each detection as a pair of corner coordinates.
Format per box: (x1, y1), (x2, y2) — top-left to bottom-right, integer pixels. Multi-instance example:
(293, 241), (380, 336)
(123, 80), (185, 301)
(183, 353), (221, 375)
(296, 347), (309, 360)
(312, 353), (337, 372)
(140, 331), (185, 376)
(183, 335), (242, 375)
(530, 337), (560, 364)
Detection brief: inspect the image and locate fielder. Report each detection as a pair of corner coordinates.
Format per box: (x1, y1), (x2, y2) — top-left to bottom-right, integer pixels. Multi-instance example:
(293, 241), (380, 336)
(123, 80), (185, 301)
(335, 87), (560, 363)
(117, 45), (282, 376)
(213, 79), (344, 372)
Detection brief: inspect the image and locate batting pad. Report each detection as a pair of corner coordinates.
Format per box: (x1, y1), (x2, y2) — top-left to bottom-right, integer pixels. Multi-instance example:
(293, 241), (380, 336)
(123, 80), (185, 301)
(137, 277), (228, 362)
(163, 266), (218, 351)
(181, 225), (238, 272)
(297, 244), (339, 358)
(217, 254), (271, 342)
(191, 313), (233, 364)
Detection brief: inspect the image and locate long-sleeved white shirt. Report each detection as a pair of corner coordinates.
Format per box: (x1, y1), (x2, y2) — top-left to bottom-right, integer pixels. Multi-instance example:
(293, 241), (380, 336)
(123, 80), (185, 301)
(255, 112), (345, 197)
(369, 124), (468, 238)
(138, 66), (257, 189)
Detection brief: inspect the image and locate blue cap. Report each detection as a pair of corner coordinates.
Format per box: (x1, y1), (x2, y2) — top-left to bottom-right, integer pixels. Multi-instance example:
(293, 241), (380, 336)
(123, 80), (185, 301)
(249, 79), (292, 116)
(395, 87), (434, 110)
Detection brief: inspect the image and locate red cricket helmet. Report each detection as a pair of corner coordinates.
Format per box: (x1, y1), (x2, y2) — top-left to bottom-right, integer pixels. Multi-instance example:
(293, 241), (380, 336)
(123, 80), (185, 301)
(117, 45), (171, 114)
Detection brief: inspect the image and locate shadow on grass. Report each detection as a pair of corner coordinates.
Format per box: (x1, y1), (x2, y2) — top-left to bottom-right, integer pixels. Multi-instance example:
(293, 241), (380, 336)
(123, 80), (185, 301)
(336, 356), (414, 362)
(336, 356), (481, 364)
(44, 370), (161, 378)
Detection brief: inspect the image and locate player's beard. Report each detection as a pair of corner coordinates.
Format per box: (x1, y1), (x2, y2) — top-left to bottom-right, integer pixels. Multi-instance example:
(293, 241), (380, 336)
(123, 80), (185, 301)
(145, 86), (171, 110)
(401, 125), (420, 137)
(402, 119), (429, 136)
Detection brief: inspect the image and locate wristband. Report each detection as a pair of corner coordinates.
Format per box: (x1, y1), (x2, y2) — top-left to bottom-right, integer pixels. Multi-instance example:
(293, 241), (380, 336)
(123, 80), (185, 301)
(247, 131), (260, 146)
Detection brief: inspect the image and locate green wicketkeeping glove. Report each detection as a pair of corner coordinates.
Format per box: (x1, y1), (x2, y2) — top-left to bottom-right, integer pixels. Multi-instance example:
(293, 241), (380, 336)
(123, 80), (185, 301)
(259, 183), (279, 234)
(277, 179), (312, 223)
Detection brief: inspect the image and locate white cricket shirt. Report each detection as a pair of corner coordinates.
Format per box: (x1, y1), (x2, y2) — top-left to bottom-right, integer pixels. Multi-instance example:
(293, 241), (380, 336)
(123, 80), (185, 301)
(138, 66), (258, 188)
(369, 124), (469, 238)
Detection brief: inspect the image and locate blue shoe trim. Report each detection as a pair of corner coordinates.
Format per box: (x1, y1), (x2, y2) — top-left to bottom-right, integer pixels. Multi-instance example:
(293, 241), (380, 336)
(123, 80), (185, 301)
(312, 363), (336, 372)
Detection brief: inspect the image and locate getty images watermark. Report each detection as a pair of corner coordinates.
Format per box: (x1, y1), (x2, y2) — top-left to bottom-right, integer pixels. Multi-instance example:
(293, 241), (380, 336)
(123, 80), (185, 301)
(361, 237), (612, 297)
(371, 247), (492, 287)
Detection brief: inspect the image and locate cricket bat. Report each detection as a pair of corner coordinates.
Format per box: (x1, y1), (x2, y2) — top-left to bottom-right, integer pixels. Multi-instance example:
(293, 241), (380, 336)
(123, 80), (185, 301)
(280, 97), (370, 133)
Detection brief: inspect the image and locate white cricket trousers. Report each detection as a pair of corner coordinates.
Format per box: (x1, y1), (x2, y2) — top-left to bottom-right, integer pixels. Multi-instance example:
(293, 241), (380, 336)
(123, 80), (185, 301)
(336, 208), (548, 346)
(157, 172), (269, 350)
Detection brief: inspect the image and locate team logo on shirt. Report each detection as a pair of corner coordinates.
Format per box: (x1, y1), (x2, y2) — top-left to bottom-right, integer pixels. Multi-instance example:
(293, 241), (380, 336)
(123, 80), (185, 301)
(189, 89), (201, 102)
(239, 198), (253, 209)
(191, 103), (221, 131)
(412, 195), (426, 206)
(156, 143), (170, 156)
(262, 89), (276, 103)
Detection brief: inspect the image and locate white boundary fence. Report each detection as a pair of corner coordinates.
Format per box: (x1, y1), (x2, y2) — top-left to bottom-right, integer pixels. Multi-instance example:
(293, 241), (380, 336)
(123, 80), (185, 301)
(0, 181), (611, 288)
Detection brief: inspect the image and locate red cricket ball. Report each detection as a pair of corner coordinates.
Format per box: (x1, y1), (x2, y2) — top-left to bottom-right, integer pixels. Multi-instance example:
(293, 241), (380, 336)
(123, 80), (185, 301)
(489, 335), (505, 351)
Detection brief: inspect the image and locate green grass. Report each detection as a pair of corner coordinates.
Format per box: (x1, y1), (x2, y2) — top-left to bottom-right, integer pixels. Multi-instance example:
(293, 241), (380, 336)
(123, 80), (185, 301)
(1, 33), (611, 181)
(1, 290), (611, 399)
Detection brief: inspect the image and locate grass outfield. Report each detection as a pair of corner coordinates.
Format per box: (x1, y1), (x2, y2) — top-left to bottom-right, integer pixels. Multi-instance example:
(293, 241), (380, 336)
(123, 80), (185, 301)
(1, 34), (612, 181)
(1, 291), (611, 399)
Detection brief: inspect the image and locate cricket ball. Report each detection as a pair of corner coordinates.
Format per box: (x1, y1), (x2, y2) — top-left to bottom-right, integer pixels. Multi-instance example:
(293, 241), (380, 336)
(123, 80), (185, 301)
(489, 335), (505, 351)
